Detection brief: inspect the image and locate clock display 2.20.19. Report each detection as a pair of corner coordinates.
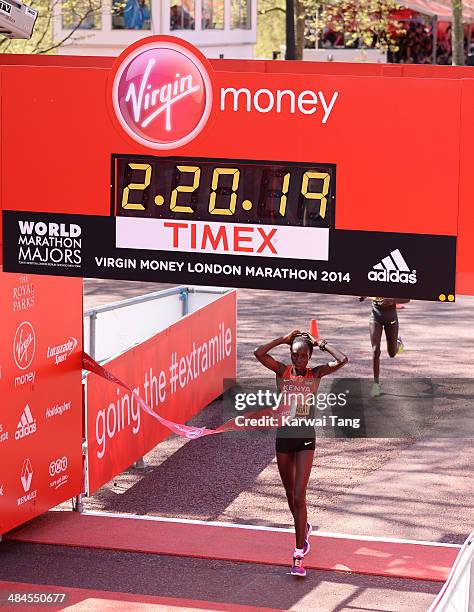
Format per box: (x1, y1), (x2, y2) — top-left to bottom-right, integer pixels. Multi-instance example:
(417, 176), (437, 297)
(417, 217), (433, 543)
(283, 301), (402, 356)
(114, 155), (336, 228)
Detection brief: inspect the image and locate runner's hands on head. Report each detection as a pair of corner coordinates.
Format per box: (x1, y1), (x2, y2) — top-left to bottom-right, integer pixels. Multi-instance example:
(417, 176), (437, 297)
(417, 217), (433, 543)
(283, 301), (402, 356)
(307, 333), (325, 348)
(283, 330), (301, 345)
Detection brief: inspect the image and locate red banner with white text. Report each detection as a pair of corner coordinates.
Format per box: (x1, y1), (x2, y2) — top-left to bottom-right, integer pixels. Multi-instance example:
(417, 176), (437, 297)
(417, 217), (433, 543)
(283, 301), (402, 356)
(0, 271), (83, 535)
(85, 290), (237, 494)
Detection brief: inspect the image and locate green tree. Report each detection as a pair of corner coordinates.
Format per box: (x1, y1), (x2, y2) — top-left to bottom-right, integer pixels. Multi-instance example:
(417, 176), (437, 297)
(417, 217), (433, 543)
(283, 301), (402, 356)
(304, 0), (405, 55)
(256, 0), (285, 59)
(295, 0), (305, 59)
(257, 0), (405, 60)
(0, 0), (103, 54)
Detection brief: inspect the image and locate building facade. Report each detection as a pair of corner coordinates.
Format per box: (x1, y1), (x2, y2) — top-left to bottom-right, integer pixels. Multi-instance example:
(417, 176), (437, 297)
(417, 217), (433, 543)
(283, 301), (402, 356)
(55, 0), (257, 58)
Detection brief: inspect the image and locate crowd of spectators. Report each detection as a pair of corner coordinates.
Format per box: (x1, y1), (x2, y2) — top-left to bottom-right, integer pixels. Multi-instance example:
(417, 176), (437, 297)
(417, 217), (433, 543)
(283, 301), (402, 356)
(391, 21), (474, 64)
(313, 17), (474, 65)
(388, 21), (434, 63)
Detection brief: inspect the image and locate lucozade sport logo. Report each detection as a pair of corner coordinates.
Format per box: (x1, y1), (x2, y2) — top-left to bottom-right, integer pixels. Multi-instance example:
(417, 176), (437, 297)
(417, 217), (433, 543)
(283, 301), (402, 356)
(47, 336), (78, 365)
(112, 38), (213, 149)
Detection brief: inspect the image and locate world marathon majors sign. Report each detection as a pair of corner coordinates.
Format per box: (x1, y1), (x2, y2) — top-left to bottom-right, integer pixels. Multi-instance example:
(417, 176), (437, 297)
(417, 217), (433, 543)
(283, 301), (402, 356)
(2, 210), (456, 301)
(1, 35), (456, 301)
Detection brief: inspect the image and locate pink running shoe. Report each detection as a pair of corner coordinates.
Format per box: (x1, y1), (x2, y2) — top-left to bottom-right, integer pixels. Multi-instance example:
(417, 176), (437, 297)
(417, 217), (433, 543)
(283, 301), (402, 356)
(291, 556), (306, 577)
(303, 522), (312, 556)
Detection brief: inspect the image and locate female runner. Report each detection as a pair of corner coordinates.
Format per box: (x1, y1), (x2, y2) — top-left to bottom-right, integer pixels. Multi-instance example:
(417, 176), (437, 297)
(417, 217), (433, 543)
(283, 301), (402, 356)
(254, 329), (348, 577)
(359, 297), (410, 397)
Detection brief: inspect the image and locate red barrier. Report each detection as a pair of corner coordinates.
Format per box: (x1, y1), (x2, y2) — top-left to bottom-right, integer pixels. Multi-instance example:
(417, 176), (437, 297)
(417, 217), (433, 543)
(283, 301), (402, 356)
(85, 290), (237, 494)
(0, 271), (83, 535)
(1, 53), (472, 79)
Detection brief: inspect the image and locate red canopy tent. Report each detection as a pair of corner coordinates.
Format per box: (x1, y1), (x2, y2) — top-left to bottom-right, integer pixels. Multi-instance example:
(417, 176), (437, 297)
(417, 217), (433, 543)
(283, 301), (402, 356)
(402, 0), (474, 21)
(395, 0), (474, 64)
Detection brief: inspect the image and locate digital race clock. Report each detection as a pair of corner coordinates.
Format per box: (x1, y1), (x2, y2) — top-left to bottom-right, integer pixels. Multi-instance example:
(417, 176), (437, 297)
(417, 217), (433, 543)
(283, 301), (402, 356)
(112, 155), (336, 228)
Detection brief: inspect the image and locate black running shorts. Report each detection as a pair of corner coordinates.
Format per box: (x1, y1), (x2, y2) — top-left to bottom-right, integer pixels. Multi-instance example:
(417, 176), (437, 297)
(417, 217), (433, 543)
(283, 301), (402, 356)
(276, 437), (316, 453)
(371, 305), (398, 328)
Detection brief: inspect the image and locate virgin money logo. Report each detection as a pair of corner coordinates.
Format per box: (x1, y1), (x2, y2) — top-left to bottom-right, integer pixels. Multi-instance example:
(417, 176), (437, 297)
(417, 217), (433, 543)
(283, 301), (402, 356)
(13, 321), (35, 370)
(112, 38), (212, 150)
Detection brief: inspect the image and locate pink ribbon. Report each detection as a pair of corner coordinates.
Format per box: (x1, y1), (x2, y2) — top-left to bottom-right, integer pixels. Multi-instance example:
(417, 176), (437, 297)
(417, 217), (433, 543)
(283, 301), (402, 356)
(82, 352), (283, 440)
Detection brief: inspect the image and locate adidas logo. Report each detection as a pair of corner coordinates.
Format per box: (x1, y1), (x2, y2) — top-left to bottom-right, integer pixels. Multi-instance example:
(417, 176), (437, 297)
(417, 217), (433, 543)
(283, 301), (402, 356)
(368, 249), (417, 284)
(15, 404), (37, 440)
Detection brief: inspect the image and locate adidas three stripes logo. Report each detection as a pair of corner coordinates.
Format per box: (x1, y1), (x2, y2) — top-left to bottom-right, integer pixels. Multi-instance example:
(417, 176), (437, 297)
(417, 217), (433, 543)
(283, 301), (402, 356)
(368, 249), (417, 284)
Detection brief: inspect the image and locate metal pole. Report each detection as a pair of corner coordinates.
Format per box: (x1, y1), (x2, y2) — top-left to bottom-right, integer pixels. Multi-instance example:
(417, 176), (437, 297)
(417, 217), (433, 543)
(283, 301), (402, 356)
(452, 0), (465, 65)
(285, 0), (296, 59)
(180, 287), (189, 316)
(89, 311), (97, 360)
(432, 15), (437, 65)
(186, 287), (228, 294)
(467, 551), (474, 610)
(74, 490), (84, 512)
(83, 286), (189, 317)
(74, 393), (87, 513)
(75, 314), (96, 513)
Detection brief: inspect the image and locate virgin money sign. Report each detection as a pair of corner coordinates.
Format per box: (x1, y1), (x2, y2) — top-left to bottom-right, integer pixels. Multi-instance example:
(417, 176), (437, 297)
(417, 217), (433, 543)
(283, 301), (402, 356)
(111, 37), (213, 149)
(85, 290), (236, 494)
(0, 36), (463, 300)
(0, 272), (83, 535)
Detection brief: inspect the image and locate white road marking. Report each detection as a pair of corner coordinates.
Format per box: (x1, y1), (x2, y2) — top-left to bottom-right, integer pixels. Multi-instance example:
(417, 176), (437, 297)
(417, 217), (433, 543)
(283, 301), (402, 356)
(81, 511), (461, 548)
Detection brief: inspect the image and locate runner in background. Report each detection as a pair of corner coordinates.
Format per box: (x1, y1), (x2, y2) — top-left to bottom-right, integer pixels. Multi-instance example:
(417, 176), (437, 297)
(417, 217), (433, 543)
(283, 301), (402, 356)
(359, 297), (410, 397)
(254, 330), (348, 577)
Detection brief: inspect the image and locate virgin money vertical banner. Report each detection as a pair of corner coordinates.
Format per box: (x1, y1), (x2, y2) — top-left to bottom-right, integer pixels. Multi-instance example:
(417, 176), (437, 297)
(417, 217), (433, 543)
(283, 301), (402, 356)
(86, 290), (237, 494)
(0, 271), (83, 535)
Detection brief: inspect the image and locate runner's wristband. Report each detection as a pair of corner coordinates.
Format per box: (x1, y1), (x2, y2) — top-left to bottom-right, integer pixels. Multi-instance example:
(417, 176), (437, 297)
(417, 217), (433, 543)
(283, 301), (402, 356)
(318, 340), (327, 351)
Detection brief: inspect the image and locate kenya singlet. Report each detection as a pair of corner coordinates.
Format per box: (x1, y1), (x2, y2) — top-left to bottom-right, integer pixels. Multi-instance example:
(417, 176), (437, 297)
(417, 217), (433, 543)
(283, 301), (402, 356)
(275, 365), (320, 452)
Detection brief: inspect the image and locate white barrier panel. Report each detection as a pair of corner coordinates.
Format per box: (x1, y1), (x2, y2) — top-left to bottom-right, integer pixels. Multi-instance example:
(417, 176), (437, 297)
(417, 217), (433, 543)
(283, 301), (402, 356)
(86, 292), (180, 363)
(83, 313), (91, 356)
(429, 531), (474, 612)
(303, 48), (387, 63)
(84, 286), (226, 363)
(187, 286), (231, 314)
